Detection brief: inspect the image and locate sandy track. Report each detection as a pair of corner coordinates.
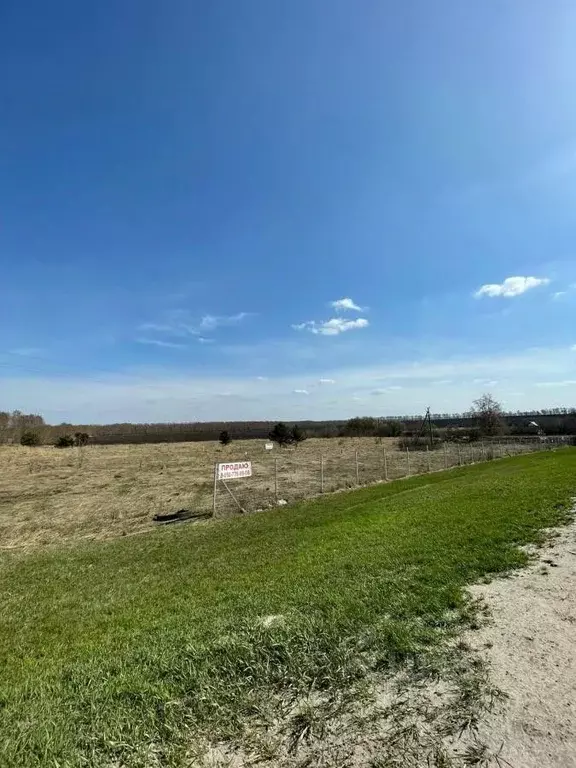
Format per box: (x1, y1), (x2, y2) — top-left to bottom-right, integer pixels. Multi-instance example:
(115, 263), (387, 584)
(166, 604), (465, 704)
(468, 521), (576, 767)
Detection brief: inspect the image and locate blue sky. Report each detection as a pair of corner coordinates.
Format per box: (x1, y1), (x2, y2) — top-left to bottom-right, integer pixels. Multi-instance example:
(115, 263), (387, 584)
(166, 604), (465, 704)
(3, 0), (576, 423)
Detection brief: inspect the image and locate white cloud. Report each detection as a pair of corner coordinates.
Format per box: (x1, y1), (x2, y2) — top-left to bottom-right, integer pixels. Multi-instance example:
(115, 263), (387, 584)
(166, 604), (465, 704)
(473, 378), (498, 386)
(197, 337), (214, 344)
(6, 345), (576, 424)
(319, 378), (336, 384)
(534, 380), (576, 388)
(474, 276), (550, 299)
(293, 389), (309, 395)
(431, 379), (453, 386)
(8, 347), (44, 357)
(256, 376), (268, 381)
(370, 386), (403, 395)
(293, 317), (369, 336)
(135, 338), (185, 349)
(330, 297), (363, 312)
(139, 312), (251, 340)
(199, 312), (250, 330)
(553, 291), (567, 300)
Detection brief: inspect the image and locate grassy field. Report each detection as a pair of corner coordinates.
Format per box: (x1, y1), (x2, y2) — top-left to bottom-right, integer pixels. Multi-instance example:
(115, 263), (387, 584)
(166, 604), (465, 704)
(0, 449), (574, 766)
(0, 437), (540, 550)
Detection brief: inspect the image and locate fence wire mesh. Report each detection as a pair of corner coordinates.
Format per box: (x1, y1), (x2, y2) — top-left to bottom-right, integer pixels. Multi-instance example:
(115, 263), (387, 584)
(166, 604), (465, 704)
(212, 439), (561, 519)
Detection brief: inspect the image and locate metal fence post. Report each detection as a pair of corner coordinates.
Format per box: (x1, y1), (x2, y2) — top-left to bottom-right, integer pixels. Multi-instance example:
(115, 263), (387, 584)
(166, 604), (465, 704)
(212, 462), (218, 516)
(406, 447), (411, 476)
(443, 442), (448, 469)
(383, 447), (388, 481)
(458, 445), (462, 466)
(426, 445), (431, 472)
(274, 457), (279, 501)
(355, 450), (360, 485)
(320, 455), (324, 493)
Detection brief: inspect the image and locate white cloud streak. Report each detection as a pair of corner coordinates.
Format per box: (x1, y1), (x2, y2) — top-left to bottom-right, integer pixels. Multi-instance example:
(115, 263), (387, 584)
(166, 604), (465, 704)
(199, 312), (250, 331)
(330, 297), (363, 312)
(534, 380), (576, 388)
(319, 378), (336, 384)
(370, 386), (403, 395)
(136, 338), (185, 349)
(5, 346), (576, 423)
(293, 389), (309, 395)
(8, 347), (44, 357)
(474, 276), (550, 299)
(293, 318), (369, 336)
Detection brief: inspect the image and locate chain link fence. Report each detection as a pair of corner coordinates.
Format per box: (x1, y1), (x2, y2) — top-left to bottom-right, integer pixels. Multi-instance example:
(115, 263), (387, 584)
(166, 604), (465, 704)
(212, 439), (564, 518)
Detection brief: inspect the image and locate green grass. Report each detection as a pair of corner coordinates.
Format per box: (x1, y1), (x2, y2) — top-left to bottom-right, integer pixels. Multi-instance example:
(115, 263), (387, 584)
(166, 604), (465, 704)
(0, 450), (575, 766)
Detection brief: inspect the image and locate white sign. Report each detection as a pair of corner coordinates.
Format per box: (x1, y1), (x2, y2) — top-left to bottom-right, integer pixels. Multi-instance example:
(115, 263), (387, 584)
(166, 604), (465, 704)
(265, 442), (274, 450)
(217, 461), (252, 480)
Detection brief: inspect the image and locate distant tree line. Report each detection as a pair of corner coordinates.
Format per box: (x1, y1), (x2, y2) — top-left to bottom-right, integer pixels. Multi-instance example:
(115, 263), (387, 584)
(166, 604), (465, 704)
(3, 397), (576, 446)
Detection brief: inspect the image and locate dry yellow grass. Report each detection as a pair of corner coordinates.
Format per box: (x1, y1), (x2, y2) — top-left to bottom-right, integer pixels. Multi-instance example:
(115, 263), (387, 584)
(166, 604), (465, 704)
(0, 437), (532, 551)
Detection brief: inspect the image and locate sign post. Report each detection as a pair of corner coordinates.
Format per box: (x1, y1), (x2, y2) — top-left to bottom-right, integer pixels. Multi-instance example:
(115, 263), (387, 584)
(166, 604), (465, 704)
(213, 461), (252, 514)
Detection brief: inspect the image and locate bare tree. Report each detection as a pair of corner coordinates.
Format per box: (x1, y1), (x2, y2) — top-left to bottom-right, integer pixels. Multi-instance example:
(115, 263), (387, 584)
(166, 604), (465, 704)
(470, 393), (506, 436)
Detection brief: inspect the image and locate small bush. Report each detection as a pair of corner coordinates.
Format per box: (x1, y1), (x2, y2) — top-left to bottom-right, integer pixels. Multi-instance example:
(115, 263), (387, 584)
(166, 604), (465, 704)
(269, 422), (293, 446)
(398, 436), (443, 451)
(291, 424), (307, 445)
(55, 435), (76, 449)
(20, 431), (41, 447)
(74, 432), (90, 447)
(219, 430), (231, 446)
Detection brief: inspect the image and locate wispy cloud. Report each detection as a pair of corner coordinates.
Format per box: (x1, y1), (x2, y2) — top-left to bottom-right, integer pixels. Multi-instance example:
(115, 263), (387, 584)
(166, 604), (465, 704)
(139, 311), (252, 341)
(319, 378), (336, 384)
(473, 378), (498, 386)
(534, 380), (576, 388)
(552, 283), (576, 301)
(474, 276), (550, 299)
(8, 347), (44, 357)
(6, 345), (576, 423)
(199, 312), (251, 331)
(330, 297), (363, 312)
(139, 322), (186, 335)
(293, 389), (309, 395)
(293, 317), (369, 336)
(256, 376), (268, 381)
(370, 386), (402, 395)
(136, 338), (185, 349)
(197, 337), (214, 344)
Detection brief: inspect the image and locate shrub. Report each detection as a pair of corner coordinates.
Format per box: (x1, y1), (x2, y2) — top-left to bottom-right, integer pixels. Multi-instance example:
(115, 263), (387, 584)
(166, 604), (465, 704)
(219, 430), (231, 446)
(74, 432), (90, 447)
(20, 431), (41, 447)
(55, 435), (76, 449)
(291, 424), (307, 445)
(376, 420), (405, 437)
(269, 422), (293, 446)
(398, 436), (443, 451)
(343, 416), (377, 437)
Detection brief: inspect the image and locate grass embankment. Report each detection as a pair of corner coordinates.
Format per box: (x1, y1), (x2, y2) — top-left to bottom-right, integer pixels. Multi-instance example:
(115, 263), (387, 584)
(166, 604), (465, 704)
(0, 450), (575, 766)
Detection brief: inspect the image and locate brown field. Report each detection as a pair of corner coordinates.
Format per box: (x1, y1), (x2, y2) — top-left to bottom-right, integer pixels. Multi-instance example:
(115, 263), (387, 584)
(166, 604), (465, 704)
(0, 437), (538, 551)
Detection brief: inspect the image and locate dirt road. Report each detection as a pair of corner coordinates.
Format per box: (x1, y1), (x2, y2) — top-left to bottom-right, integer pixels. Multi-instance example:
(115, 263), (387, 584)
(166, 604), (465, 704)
(469, 521), (576, 767)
